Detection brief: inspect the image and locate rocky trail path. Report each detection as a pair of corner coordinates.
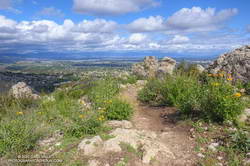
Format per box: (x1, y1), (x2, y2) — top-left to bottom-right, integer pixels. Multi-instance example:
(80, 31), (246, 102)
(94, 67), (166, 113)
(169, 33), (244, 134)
(119, 84), (197, 166)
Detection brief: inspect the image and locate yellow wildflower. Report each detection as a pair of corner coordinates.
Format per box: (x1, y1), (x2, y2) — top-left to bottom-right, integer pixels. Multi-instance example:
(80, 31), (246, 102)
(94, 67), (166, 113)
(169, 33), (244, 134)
(16, 111), (24, 115)
(218, 73), (224, 77)
(79, 114), (84, 119)
(227, 77), (233, 81)
(212, 82), (220, 86)
(98, 115), (105, 121)
(234, 93), (241, 98)
(208, 74), (213, 77)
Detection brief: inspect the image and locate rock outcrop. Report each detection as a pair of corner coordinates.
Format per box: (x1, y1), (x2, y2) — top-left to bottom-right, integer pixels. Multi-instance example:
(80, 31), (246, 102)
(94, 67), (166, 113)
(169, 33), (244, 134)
(9, 82), (40, 99)
(132, 56), (176, 78)
(78, 120), (175, 164)
(195, 64), (205, 73)
(208, 45), (250, 82)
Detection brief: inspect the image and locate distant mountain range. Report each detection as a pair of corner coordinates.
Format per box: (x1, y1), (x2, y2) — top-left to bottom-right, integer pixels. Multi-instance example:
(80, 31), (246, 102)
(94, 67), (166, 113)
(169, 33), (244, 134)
(0, 51), (219, 63)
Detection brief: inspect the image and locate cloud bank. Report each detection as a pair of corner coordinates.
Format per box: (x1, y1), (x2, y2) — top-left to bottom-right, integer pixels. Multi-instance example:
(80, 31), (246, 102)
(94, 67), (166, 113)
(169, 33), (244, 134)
(128, 7), (238, 33)
(73, 0), (159, 15)
(0, 6), (247, 54)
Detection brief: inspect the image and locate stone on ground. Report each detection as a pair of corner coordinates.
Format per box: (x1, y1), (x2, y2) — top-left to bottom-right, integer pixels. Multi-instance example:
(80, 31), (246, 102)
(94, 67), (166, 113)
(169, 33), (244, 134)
(105, 120), (133, 129)
(9, 82), (40, 99)
(78, 128), (175, 164)
(78, 136), (103, 157)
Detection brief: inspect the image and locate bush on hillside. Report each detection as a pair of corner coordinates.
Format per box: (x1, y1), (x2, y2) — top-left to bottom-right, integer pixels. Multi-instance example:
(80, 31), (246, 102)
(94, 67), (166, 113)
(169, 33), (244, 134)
(161, 74), (201, 114)
(119, 75), (138, 85)
(139, 72), (246, 122)
(64, 115), (103, 138)
(138, 79), (166, 106)
(0, 118), (41, 157)
(200, 78), (245, 122)
(104, 99), (133, 120)
(87, 78), (119, 108)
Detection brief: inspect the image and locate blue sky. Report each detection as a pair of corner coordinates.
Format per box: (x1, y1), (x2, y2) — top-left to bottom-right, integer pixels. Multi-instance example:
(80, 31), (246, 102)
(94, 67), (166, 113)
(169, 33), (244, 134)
(0, 0), (249, 56)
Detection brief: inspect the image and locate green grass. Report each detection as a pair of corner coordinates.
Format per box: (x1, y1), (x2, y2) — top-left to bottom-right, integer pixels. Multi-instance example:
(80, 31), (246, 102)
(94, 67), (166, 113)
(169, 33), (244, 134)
(0, 76), (134, 159)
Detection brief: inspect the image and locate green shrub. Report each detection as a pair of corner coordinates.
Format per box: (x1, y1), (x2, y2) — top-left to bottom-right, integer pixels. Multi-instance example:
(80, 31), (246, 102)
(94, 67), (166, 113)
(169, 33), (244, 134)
(64, 116), (103, 138)
(105, 99), (133, 120)
(0, 94), (38, 113)
(0, 118), (41, 157)
(138, 79), (165, 106)
(200, 79), (245, 122)
(88, 78), (119, 108)
(229, 129), (250, 153)
(139, 72), (246, 122)
(244, 82), (250, 95)
(119, 75), (138, 85)
(161, 75), (201, 113)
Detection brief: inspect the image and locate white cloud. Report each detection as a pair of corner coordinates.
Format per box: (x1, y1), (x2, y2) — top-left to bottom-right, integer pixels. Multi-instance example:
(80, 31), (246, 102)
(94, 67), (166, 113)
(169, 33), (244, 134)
(169, 35), (190, 44)
(166, 7), (238, 32)
(127, 16), (165, 32)
(0, 14), (248, 54)
(0, 15), (17, 27)
(38, 7), (64, 18)
(0, 15), (122, 52)
(128, 33), (148, 44)
(127, 7), (238, 33)
(74, 19), (117, 33)
(73, 0), (159, 15)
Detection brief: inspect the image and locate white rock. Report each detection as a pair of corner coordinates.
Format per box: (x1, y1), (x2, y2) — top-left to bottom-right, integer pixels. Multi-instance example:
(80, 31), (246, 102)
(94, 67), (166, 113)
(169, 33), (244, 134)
(88, 160), (100, 166)
(208, 142), (219, 152)
(208, 45), (250, 82)
(105, 120), (133, 129)
(239, 108), (250, 123)
(136, 80), (147, 87)
(78, 128), (174, 163)
(78, 136), (103, 156)
(197, 153), (205, 158)
(217, 156), (223, 160)
(55, 142), (61, 146)
(217, 163), (223, 166)
(9, 82), (40, 99)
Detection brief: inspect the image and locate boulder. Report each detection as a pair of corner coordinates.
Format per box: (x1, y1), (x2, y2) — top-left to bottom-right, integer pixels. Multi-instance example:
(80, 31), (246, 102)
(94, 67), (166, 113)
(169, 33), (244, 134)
(195, 64), (205, 73)
(132, 56), (176, 79)
(157, 57), (176, 76)
(105, 120), (133, 129)
(239, 108), (250, 123)
(78, 136), (103, 157)
(208, 45), (250, 82)
(9, 82), (40, 99)
(88, 160), (100, 166)
(78, 128), (174, 164)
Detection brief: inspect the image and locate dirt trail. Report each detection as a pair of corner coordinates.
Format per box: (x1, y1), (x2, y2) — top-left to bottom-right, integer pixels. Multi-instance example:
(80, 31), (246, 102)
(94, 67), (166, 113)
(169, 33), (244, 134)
(120, 85), (197, 166)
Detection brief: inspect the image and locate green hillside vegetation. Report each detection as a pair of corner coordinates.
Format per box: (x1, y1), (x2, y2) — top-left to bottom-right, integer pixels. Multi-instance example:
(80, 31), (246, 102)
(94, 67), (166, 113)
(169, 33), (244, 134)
(0, 64), (249, 165)
(0, 76), (133, 159)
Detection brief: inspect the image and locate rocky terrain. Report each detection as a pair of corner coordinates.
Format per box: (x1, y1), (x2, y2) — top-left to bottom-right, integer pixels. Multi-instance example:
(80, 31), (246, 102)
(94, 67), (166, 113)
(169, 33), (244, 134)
(208, 45), (250, 82)
(0, 45), (250, 166)
(132, 56), (176, 78)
